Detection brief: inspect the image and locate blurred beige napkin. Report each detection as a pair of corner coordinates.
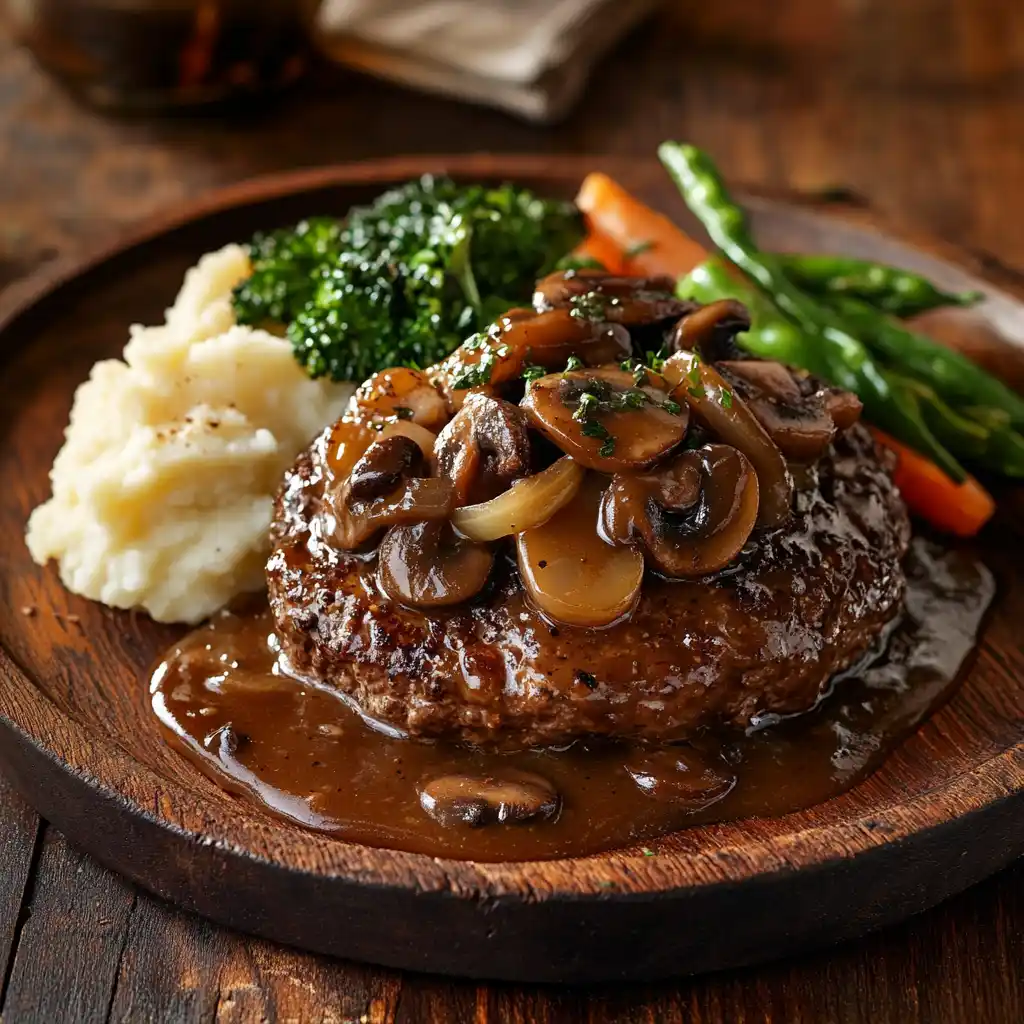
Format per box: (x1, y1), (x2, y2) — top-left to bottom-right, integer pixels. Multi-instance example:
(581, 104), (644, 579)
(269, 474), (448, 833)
(318, 0), (659, 123)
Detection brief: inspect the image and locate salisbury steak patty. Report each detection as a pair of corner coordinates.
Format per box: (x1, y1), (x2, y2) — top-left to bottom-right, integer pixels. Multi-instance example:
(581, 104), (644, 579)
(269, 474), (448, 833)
(267, 423), (910, 748)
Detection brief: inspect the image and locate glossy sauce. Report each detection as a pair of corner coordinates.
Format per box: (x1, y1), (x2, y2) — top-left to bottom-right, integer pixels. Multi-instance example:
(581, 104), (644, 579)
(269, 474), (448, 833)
(151, 539), (993, 861)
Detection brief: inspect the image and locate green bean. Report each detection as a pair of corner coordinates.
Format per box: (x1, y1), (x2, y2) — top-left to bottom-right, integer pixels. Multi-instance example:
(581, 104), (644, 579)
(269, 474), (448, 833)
(888, 373), (990, 462)
(658, 141), (967, 483)
(678, 259), (818, 369)
(822, 294), (1024, 430)
(777, 254), (983, 317)
(961, 406), (1024, 477)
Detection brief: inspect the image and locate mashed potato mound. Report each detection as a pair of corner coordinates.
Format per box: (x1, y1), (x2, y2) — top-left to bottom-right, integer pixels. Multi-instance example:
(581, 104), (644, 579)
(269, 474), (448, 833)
(27, 244), (352, 624)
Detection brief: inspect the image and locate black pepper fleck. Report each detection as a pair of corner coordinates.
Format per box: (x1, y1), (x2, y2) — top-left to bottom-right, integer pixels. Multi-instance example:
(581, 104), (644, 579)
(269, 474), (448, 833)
(574, 669), (598, 689)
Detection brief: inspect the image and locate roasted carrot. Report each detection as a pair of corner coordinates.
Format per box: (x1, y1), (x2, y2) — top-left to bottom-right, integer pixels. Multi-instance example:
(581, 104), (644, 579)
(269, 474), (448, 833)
(870, 428), (995, 537)
(570, 231), (627, 273)
(575, 172), (709, 279)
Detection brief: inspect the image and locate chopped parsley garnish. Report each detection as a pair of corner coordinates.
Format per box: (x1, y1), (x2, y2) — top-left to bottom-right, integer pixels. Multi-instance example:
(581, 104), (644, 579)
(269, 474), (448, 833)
(646, 350), (667, 373)
(568, 290), (610, 323)
(581, 418), (613, 443)
(617, 388), (648, 410)
(393, 406), (414, 420)
(556, 253), (606, 272)
(686, 355), (702, 384)
(720, 388), (734, 408)
(521, 364), (546, 382)
(573, 391), (600, 422)
(662, 398), (682, 415)
(450, 348), (497, 390)
(687, 384), (707, 399)
(564, 355), (585, 372)
(640, 847), (656, 857)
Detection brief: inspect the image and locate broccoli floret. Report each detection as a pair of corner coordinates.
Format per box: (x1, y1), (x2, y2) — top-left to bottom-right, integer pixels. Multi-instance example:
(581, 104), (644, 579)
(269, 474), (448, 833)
(232, 176), (583, 381)
(233, 217), (345, 327)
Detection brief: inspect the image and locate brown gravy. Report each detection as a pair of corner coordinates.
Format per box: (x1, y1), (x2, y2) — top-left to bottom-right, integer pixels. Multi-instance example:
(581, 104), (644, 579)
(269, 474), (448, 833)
(150, 539), (993, 861)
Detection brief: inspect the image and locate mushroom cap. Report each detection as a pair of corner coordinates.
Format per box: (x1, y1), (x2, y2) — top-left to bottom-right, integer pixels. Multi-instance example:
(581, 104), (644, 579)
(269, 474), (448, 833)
(418, 771), (561, 828)
(662, 350), (793, 528)
(601, 444), (760, 578)
(435, 307), (633, 409)
(433, 393), (533, 505)
(327, 436), (453, 551)
(522, 367), (689, 473)
(718, 360), (861, 463)
(377, 521), (494, 608)
(670, 298), (752, 362)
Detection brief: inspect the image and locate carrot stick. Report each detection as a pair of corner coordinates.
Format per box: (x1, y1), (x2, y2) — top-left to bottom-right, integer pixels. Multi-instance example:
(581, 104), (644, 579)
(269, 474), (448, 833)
(575, 172), (709, 278)
(871, 428), (995, 537)
(570, 232), (627, 273)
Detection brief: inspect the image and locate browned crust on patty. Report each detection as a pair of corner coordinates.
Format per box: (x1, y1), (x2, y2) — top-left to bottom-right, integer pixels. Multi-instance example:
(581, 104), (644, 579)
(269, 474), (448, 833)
(268, 424), (910, 747)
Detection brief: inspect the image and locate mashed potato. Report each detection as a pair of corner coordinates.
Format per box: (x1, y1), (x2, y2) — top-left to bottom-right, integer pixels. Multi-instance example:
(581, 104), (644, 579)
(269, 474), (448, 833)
(26, 244), (352, 623)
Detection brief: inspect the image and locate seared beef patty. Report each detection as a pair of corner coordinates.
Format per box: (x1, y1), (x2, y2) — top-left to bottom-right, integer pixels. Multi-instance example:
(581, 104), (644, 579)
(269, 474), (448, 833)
(267, 423), (909, 748)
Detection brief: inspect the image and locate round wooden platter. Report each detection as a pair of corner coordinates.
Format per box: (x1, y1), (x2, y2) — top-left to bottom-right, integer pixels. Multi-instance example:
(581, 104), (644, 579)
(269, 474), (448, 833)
(1, 154), (1024, 985)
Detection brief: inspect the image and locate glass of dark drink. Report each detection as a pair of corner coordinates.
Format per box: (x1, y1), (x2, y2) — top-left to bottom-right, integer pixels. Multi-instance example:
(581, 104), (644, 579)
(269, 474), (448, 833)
(8, 0), (323, 111)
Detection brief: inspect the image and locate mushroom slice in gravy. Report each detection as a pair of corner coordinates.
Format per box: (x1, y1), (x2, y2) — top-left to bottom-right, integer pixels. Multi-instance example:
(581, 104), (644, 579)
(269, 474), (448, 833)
(662, 349), (793, 528)
(517, 474), (644, 628)
(378, 520), (494, 608)
(433, 392), (533, 505)
(718, 359), (864, 462)
(522, 367), (688, 473)
(601, 444), (759, 577)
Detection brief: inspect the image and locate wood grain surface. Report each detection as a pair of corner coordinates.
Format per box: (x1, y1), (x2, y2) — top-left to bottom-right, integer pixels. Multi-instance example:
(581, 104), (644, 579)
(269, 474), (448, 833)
(1, 0), (1023, 1019)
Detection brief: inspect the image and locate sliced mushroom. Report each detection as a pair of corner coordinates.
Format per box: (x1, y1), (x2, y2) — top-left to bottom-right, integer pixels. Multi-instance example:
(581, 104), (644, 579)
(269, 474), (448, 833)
(451, 456), (585, 542)
(350, 366), (448, 430)
(348, 435), (424, 501)
(600, 444), (759, 577)
(662, 350), (793, 528)
(718, 360), (864, 462)
(419, 771), (561, 828)
(670, 298), (752, 362)
(431, 307), (632, 410)
(534, 268), (676, 308)
(522, 367), (688, 473)
(532, 269), (694, 326)
(822, 387), (864, 432)
(328, 436), (454, 550)
(378, 521), (494, 608)
(433, 392), (532, 505)
(517, 475), (644, 628)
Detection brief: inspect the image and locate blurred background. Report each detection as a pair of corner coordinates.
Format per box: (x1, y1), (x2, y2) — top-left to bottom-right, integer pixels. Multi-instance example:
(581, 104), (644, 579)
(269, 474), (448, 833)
(0, 0), (1021, 293)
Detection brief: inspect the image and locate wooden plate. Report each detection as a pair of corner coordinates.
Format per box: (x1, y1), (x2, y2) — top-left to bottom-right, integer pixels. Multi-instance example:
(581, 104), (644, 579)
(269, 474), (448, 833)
(1, 155), (1023, 984)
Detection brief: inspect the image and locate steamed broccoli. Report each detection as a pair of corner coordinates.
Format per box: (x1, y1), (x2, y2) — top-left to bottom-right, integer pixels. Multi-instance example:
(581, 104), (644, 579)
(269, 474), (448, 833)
(232, 176), (583, 382)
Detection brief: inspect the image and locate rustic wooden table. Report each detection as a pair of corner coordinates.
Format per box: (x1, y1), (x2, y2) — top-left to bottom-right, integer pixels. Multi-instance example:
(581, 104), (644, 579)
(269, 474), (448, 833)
(1, 1), (1023, 1020)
